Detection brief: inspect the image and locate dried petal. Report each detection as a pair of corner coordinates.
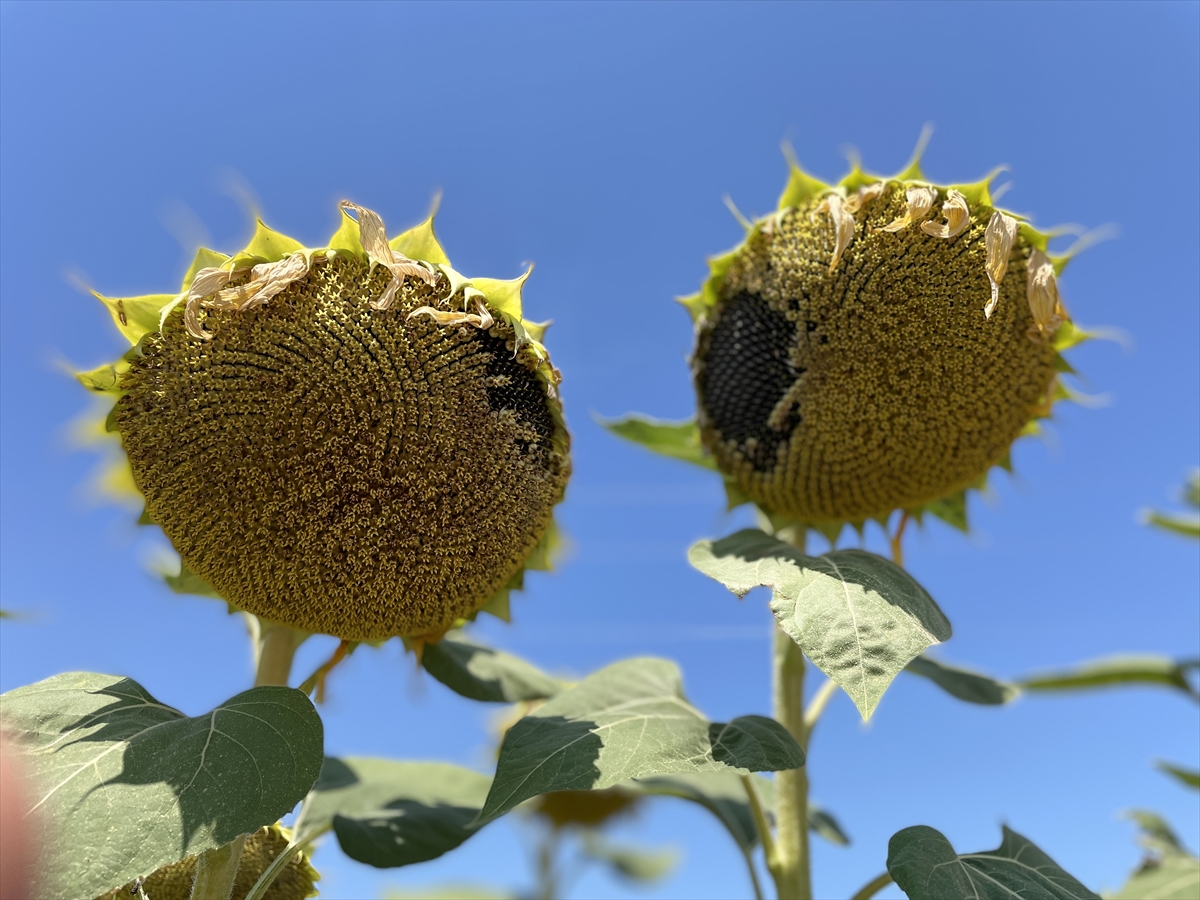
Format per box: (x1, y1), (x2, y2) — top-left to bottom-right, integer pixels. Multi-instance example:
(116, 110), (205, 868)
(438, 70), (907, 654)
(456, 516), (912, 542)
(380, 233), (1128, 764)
(984, 211), (1019, 318)
(843, 182), (886, 214)
(882, 186), (936, 233)
(1025, 248), (1066, 340)
(920, 189), (970, 239)
(339, 200), (440, 310)
(408, 295), (494, 331)
(811, 193), (855, 273)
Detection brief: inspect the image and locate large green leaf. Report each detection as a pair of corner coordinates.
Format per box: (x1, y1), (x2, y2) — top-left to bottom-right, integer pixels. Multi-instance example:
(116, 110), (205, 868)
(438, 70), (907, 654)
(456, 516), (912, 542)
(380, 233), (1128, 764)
(294, 757), (491, 868)
(0, 672), (322, 898)
(887, 825), (1098, 899)
(421, 634), (563, 703)
(904, 655), (1018, 705)
(477, 658), (804, 824)
(600, 415), (715, 470)
(689, 530), (951, 718)
(1020, 655), (1199, 700)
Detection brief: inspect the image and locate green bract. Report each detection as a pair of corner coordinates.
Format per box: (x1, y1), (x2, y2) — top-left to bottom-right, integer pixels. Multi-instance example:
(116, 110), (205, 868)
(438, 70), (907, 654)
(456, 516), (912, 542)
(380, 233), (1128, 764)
(78, 201), (569, 640)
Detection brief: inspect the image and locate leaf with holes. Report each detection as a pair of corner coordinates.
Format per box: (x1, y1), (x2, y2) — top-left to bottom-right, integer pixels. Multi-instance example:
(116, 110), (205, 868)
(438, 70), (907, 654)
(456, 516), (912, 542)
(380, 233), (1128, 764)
(887, 825), (1098, 899)
(477, 658), (803, 824)
(421, 634), (563, 703)
(689, 530), (951, 718)
(295, 757), (491, 868)
(0, 672), (323, 899)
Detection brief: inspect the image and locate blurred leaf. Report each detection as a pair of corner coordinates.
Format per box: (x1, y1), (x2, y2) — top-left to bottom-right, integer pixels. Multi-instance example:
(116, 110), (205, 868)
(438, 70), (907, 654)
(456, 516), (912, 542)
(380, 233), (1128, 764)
(600, 415), (715, 470)
(689, 530), (951, 718)
(809, 802), (850, 846)
(1144, 511), (1200, 539)
(1155, 761), (1200, 790)
(580, 833), (679, 883)
(887, 825), (1098, 899)
(1113, 810), (1200, 900)
(904, 655), (1019, 705)
(478, 658), (804, 824)
(1185, 472), (1200, 509)
(1123, 810), (1188, 856)
(1020, 655), (1199, 700)
(1112, 855), (1200, 900)
(383, 886), (516, 900)
(295, 757), (491, 868)
(0, 672), (322, 899)
(421, 634), (563, 703)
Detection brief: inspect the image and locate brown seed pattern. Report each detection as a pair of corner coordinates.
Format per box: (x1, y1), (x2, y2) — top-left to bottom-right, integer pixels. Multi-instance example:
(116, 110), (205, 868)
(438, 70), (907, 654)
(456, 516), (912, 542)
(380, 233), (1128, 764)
(116, 255), (569, 640)
(693, 182), (1058, 523)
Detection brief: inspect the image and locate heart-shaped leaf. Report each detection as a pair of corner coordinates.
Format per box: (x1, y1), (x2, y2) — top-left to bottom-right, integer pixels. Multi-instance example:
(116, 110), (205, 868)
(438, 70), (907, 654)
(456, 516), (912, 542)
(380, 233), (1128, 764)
(887, 825), (1098, 899)
(478, 658), (803, 824)
(0, 672), (323, 898)
(904, 655), (1018, 705)
(421, 634), (563, 703)
(689, 530), (951, 718)
(294, 757), (491, 868)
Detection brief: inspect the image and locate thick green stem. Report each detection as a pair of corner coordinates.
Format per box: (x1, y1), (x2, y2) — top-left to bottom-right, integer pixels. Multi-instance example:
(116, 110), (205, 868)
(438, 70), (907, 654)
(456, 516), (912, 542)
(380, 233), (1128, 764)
(192, 618), (302, 900)
(190, 834), (247, 900)
(771, 625), (812, 900)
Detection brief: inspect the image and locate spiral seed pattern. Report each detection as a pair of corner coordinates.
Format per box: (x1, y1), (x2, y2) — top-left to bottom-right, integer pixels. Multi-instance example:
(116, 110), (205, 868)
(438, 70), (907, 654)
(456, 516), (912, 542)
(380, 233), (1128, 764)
(693, 182), (1058, 523)
(116, 255), (569, 640)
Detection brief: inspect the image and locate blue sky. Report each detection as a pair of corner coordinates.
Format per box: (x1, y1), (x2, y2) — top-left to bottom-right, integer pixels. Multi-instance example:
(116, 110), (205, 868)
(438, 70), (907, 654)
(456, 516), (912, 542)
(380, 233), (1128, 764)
(1, 2), (1197, 898)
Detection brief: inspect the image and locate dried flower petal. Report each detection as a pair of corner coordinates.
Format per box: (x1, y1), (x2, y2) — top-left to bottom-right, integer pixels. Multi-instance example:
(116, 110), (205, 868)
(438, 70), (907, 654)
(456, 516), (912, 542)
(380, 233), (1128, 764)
(843, 182), (886, 214)
(811, 193), (856, 273)
(984, 211), (1019, 318)
(339, 200), (440, 311)
(920, 189), (970, 239)
(1026, 248), (1066, 340)
(881, 186), (936, 233)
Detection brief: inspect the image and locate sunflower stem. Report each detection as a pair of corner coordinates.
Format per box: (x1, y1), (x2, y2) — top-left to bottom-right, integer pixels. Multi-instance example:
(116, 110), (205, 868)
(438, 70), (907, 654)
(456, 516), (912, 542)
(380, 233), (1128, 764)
(191, 618), (302, 900)
(190, 834), (247, 900)
(767, 527), (812, 900)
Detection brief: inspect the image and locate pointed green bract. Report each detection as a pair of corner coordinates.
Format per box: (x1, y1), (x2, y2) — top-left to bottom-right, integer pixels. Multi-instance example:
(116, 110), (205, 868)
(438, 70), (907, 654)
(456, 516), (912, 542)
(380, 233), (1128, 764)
(0, 673), (323, 899)
(887, 825), (1099, 900)
(237, 218), (305, 263)
(94, 291), (177, 345)
(477, 657), (804, 825)
(391, 212), (450, 267)
(179, 247), (232, 293)
(326, 207), (367, 257)
(601, 414), (715, 470)
(688, 530), (951, 718)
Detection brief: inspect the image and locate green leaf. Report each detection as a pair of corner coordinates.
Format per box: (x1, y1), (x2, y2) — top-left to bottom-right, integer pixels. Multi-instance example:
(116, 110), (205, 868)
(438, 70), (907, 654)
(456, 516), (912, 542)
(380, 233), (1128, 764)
(421, 634), (563, 703)
(809, 802), (851, 846)
(1155, 761), (1200, 790)
(1144, 512), (1200, 539)
(580, 834), (678, 883)
(919, 491), (969, 532)
(478, 658), (804, 824)
(1020, 655), (1199, 700)
(904, 655), (1019, 705)
(1113, 811), (1200, 899)
(887, 825), (1099, 899)
(689, 530), (951, 718)
(600, 415), (715, 470)
(0, 672), (323, 898)
(295, 757), (491, 868)
(1112, 855), (1200, 900)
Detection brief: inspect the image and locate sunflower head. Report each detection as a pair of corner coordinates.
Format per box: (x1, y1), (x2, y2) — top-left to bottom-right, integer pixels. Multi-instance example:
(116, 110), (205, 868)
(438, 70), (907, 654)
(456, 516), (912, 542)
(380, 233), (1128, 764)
(79, 201), (570, 641)
(678, 143), (1091, 531)
(97, 824), (319, 900)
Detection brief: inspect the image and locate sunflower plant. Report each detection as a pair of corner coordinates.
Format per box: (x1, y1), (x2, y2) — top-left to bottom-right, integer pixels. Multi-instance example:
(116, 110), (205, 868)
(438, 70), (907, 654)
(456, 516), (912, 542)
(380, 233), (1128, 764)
(0, 142), (1194, 900)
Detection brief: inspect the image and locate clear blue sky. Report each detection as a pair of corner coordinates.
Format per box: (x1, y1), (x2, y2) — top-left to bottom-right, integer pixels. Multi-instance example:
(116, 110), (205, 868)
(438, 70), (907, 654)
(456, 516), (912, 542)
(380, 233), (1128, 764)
(2, 3), (1197, 898)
